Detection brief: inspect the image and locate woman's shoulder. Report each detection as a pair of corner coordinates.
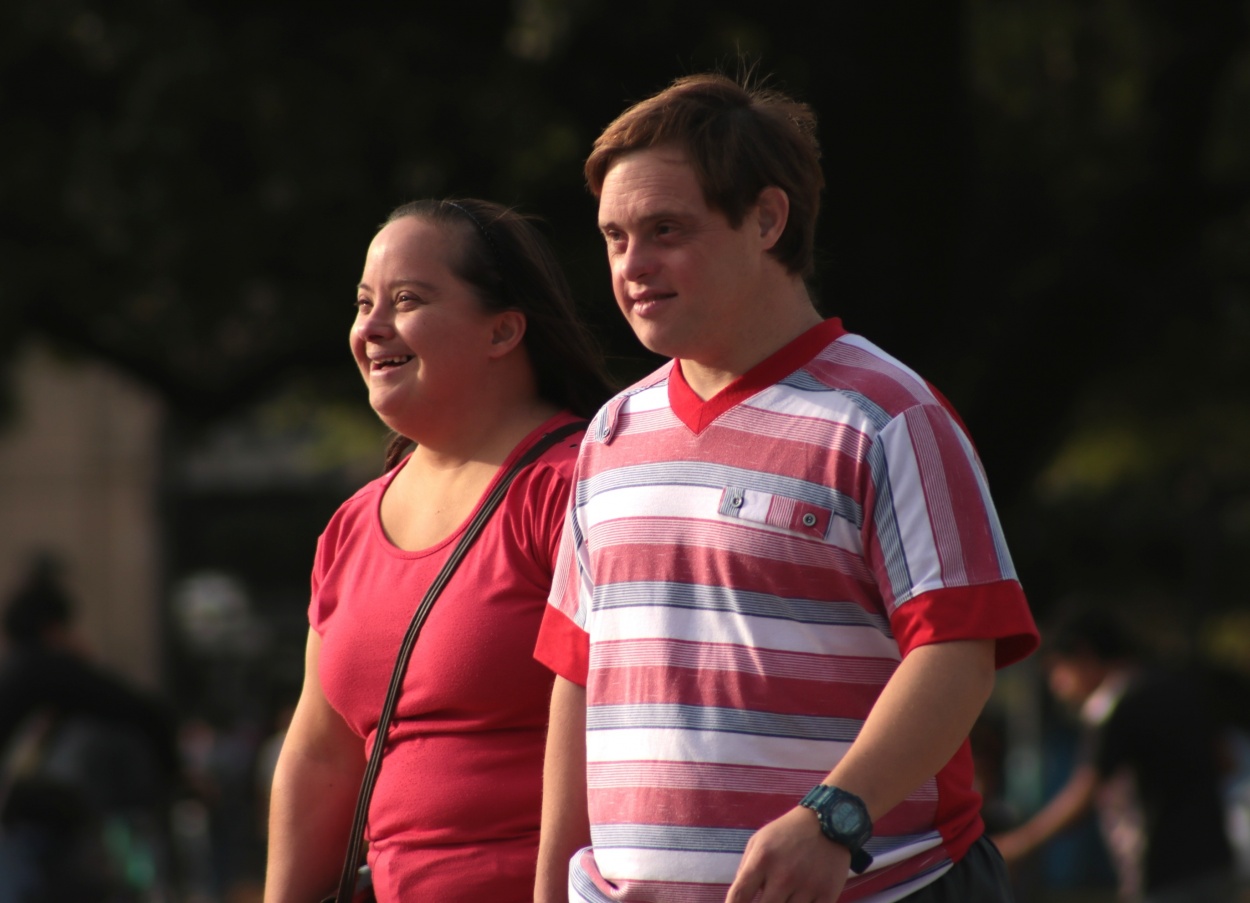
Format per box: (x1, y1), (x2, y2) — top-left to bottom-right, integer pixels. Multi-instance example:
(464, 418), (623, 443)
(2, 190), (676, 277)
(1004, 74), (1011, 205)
(341, 468), (394, 512)
(498, 413), (586, 524)
(318, 469), (393, 545)
(518, 411), (588, 474)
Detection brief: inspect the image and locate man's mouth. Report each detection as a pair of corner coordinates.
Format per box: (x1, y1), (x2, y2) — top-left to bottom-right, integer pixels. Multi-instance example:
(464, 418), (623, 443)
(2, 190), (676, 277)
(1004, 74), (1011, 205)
(629, 293), (673, 317)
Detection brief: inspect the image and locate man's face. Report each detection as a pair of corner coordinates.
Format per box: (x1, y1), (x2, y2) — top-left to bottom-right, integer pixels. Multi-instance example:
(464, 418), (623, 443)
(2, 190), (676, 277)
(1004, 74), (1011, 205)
(1046, 652), (1105, 710)
(596, 147), (766, 370)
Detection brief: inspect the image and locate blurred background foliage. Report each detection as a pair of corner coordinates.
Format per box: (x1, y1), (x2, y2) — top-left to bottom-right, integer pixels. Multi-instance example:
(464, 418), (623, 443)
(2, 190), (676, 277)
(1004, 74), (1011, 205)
(2, 0), (1249, 661)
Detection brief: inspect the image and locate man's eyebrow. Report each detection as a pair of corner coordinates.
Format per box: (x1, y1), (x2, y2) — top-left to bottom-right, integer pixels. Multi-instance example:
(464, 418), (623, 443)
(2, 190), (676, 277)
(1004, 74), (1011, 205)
(598, 209), (684, 231)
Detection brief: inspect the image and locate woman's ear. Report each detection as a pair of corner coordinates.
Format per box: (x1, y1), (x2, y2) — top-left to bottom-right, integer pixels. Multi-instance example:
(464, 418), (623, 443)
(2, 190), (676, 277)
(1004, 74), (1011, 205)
(487, 309), (527, 358)
(755, 186), (790, 252)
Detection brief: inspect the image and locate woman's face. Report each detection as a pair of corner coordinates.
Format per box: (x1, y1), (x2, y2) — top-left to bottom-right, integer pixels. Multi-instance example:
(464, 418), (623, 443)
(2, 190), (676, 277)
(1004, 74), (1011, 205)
(352, 216), (502, 433)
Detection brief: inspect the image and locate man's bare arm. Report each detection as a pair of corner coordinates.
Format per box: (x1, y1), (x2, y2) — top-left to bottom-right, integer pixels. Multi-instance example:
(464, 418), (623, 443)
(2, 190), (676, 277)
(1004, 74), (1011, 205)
(535, 676), (591, 903)
(725, 639), (997, 903)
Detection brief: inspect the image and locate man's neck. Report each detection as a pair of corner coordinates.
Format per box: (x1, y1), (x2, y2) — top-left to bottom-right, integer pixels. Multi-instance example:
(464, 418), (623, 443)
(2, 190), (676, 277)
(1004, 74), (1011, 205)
(680, 283), (823, 400)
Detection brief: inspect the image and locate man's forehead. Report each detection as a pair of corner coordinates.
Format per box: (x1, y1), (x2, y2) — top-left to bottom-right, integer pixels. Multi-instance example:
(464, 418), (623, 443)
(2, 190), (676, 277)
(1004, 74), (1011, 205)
(598, 148), (703, 221)
(602, 147), (693, 185)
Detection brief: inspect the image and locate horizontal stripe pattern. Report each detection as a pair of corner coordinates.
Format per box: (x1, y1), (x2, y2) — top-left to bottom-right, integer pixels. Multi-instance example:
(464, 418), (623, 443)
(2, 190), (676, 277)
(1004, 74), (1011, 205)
(586, 606), (899, 659)
(587, 760), (824, 793)
(593, 581), (887, 627)
(589, 516), (873, 582)
(588, 704), (864, 742)
(580, 461), (862, 523)
(543, 324), (1032, 903)
(591, 638), (898, 684)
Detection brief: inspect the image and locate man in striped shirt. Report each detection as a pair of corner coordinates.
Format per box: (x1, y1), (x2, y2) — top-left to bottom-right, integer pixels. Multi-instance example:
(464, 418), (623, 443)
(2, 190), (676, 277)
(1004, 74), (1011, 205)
(534, 72), (1039, 903)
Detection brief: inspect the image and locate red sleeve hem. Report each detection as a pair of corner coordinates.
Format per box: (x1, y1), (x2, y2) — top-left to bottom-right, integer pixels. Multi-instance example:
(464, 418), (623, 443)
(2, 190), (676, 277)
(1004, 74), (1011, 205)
(892, 581), (1039, 669)
(534, 604), (590, 687)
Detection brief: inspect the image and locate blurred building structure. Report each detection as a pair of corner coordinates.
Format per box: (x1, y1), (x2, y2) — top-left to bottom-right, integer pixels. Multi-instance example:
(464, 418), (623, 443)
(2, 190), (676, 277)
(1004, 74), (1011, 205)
(0, 341), (165, 687)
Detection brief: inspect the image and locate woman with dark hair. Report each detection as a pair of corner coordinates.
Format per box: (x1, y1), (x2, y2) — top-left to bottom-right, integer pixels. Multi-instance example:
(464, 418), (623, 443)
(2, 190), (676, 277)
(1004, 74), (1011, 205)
(264, 199), (612, 903)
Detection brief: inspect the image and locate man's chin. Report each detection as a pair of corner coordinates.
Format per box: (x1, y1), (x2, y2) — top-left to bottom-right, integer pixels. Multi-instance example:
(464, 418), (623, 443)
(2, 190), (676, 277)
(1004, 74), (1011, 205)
(627, 323), (686, 361)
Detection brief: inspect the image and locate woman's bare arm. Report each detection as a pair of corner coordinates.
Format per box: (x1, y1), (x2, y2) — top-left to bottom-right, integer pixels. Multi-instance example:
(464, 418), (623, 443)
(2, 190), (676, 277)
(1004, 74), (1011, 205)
(264, 629), (366, 903)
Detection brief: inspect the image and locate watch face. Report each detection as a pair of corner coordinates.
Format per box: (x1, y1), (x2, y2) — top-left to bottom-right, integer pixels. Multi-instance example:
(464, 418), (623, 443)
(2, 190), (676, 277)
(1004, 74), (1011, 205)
(828, 800), (865, 835)
(802, 785), (872, 853)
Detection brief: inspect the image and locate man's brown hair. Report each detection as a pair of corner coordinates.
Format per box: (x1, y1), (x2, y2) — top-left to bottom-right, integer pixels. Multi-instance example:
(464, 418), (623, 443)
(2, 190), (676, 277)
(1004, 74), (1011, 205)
(585, 72), (825, 278)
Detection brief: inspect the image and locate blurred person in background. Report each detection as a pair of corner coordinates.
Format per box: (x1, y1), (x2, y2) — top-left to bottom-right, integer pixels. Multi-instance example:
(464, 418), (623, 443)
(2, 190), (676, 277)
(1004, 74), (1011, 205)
(0, 554), (181, 902)
(992, 607), (1236, 903)
(263, 198), (612, 903)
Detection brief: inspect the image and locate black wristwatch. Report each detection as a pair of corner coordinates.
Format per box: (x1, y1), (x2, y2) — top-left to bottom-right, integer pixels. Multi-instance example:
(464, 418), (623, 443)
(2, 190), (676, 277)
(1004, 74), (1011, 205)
(799, 784), (874, 874)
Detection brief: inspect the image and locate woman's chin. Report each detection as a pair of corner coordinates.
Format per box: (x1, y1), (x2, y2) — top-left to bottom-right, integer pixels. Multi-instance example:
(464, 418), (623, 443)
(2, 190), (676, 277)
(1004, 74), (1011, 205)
(368, 392), (413, 430)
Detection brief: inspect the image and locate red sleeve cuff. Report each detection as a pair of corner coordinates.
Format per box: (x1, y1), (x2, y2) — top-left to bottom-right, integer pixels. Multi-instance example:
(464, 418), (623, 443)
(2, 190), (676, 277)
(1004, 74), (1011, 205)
(534, 603), (590, 687)
(892, 581), (1039, 669)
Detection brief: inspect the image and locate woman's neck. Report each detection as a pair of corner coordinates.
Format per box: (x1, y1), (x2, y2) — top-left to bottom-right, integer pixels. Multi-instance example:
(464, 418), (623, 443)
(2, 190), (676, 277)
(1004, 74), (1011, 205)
(407, 395), (559, 471)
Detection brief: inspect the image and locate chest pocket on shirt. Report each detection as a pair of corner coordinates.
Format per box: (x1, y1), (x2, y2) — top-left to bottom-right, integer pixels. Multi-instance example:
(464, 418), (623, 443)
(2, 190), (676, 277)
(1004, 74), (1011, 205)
(718, 485), (832, 540)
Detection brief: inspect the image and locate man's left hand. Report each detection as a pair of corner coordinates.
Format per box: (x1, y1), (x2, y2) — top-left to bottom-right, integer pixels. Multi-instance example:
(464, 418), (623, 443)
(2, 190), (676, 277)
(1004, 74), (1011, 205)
(724, 806), (849, 903)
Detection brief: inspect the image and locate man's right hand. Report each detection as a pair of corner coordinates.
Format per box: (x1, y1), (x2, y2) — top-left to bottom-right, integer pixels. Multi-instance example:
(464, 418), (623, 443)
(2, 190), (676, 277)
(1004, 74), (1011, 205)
(724, 805), (851, 903)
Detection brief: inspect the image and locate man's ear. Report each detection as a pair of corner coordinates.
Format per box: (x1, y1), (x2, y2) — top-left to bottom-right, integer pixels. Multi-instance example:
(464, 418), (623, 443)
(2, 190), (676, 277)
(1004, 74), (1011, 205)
(755, 186), (790, 252)
(488, 310), (527, 358)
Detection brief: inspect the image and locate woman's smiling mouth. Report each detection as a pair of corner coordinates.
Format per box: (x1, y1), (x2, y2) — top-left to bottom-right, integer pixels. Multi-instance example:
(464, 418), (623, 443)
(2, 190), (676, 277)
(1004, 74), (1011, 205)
(370, 354), (415, 371)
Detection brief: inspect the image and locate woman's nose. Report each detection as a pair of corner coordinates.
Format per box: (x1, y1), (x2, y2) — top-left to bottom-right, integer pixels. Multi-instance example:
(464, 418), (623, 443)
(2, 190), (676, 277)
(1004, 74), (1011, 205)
(355, 304), (394, 339)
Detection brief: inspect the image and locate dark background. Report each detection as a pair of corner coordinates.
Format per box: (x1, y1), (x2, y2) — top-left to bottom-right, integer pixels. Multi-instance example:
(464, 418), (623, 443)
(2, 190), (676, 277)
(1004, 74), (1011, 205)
(2, 0), (1249, 897)
(6, 0), (1247, 639)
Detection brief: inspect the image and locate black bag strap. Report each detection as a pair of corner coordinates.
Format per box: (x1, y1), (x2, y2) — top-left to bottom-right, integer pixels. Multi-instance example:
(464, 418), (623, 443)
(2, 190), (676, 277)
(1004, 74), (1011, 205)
(331, 419), (586, 903)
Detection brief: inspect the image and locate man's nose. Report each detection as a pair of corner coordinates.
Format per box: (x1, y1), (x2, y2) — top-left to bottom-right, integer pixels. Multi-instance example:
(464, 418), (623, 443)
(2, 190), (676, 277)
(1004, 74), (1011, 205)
(618, 241), (655, 282)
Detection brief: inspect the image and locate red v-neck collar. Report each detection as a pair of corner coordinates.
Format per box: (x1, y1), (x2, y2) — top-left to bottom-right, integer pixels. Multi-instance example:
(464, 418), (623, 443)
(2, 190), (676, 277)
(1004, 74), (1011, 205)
(669, 318), (848, 434)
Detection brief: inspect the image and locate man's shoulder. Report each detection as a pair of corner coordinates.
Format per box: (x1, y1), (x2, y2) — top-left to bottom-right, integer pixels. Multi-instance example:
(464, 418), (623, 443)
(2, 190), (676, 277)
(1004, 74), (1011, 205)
(583, 360), (676, 433)
(800, 332), (930, 394)
(618, 358), (676, 397)
(782, 330), (974, 435)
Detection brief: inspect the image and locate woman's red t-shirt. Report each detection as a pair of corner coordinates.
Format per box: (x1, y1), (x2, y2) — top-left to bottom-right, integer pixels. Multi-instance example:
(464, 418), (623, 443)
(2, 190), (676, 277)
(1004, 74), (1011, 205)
(310, 413), (582, 902)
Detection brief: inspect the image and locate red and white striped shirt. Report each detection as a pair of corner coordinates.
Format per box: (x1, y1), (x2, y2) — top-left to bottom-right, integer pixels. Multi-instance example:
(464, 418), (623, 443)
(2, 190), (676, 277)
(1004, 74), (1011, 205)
(536, 318), (1038, 903)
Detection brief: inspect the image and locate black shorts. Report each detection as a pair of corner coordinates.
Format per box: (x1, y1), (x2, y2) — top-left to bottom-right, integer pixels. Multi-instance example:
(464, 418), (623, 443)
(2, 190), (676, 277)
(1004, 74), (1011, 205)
(903, 835), (1014, 903)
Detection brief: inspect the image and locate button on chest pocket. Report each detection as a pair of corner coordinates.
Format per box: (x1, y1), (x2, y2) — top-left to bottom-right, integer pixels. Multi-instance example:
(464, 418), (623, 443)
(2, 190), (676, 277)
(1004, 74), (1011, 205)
(717, 485), (832, 539)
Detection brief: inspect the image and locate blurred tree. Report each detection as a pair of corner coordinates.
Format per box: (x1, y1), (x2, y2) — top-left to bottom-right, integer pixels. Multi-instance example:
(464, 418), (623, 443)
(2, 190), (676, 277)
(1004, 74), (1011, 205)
(1, 0), (1248, 638)
(961, 0), (1250, 639)
(0, 0), (969, 417)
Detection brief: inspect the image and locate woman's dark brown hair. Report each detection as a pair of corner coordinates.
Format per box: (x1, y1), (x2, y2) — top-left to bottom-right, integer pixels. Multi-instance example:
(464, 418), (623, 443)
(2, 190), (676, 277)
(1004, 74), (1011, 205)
(377, 198), (613, 471)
